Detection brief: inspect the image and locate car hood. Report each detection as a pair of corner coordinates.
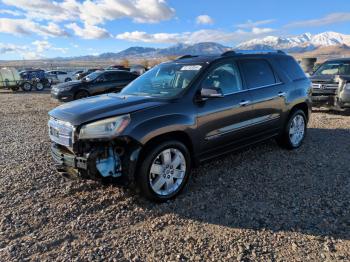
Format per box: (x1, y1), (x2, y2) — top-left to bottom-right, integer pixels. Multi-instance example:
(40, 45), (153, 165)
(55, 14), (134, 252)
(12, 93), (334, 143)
(310, 74), (337, 83)
(49, 93), (167, 126)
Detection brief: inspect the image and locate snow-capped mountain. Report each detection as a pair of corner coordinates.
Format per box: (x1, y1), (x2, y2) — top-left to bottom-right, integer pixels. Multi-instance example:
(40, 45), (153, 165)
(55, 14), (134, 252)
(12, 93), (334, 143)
(236, 32), (350, 52)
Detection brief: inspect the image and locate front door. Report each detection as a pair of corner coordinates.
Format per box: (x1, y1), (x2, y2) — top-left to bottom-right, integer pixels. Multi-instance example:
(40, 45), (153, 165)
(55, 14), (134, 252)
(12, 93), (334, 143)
(196, 60), (255, 157)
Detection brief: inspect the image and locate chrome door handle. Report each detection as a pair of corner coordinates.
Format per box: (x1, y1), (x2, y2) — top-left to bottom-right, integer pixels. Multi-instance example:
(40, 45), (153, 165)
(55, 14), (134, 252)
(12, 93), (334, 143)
(278, 92), (286, 97)
(239, 100), (250, 106)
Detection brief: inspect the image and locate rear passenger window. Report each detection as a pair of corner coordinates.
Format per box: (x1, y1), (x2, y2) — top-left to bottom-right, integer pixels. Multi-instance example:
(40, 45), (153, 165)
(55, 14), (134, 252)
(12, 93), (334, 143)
(104, 72), (119, 81)
(276, 57), (306, 81)
(240, 59), (276, 88)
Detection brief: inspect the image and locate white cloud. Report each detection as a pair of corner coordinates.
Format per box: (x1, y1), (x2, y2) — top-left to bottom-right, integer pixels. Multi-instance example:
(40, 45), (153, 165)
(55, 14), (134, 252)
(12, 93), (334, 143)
(0, 9), (23, 16)
(0, 43), (28, 54)
(116, 27), (275, 44)
(2, 0), (175, 25)
(32, 40), (67, 53)
(0, 42), (41, 59)
(66, 23), (111, 39)
(1, 0), (80, 22)
(196, 15), (214, 25)
(286, 12), (350, 28)
(237, 19), (275, 29)
(0, 18), (68, 37)
(116, 31), (180, 43)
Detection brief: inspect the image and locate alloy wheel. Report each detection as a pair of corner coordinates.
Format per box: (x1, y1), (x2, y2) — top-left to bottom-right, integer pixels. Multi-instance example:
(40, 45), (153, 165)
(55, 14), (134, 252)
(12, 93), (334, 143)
(149, 148), (186, 196)
(289, 114), (305, 146)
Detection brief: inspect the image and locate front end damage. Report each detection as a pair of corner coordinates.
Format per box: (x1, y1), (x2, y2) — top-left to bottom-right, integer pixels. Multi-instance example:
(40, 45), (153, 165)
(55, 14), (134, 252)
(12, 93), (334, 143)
(49, 117), (141, 182)
(311, 76), (350, 109)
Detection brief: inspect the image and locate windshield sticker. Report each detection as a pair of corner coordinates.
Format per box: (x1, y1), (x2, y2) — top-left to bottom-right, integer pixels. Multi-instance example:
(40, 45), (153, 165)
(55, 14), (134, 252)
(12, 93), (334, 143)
(180, 65), (202, 71)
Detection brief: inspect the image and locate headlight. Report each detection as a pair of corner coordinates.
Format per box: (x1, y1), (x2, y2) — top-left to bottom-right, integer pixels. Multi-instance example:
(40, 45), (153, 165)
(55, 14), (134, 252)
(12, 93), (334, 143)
(79, 115), (131, 140)
(345, 83), (350, 90)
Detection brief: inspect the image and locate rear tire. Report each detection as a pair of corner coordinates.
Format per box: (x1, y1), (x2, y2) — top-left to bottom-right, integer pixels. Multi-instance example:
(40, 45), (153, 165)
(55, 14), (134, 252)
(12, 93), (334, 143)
(35, 81), (45, 91)
(276, 109), (307, 149)
(21, 82), (32, 92)
(137, 140), (191, 202)
(74, 90), (89, 100)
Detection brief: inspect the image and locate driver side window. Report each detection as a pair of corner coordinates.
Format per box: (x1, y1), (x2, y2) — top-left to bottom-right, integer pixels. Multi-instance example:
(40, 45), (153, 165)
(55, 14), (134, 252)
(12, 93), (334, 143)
(202, 62), (242, 95)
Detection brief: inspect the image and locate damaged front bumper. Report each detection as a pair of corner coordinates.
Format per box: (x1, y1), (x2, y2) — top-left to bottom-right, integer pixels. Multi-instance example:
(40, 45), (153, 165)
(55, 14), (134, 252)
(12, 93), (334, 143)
(51, 143), (88, 170)
(50, 141), (141, 182)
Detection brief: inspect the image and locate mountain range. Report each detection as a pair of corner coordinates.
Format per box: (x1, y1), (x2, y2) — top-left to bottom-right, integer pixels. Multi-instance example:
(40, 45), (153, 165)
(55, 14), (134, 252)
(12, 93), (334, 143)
(236, 32), (350, 52)
(58, 31), (350, 61)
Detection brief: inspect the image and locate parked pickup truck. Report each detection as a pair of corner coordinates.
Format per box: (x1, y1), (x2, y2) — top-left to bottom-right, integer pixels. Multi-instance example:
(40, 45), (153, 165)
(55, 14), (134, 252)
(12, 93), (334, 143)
(310, 58), (350, 109)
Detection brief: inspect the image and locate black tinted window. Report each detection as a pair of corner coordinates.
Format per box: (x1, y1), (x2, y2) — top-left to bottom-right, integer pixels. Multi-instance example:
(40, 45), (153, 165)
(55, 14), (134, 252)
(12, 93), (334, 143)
(119, 72), (136, 80)
(276, 57), (306, 81)
(240, 59), (276, 88)
(104, 72), (119, 81)
(202, 62), (242, 95)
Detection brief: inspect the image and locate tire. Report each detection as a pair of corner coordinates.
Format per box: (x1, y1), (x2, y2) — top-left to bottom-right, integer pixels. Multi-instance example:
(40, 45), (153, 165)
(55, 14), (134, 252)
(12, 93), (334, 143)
(74, 90), (89, 100)
(276, 109), (307, 150)
(35, 81), (45, 91)
(21, 82), (32, 92)
(137, 140), (191, 202)
(65, 78), (72, 82)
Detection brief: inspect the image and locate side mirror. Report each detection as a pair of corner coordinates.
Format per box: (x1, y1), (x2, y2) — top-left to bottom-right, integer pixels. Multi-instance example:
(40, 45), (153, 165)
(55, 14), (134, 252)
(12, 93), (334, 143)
(200, 87), (224, 99)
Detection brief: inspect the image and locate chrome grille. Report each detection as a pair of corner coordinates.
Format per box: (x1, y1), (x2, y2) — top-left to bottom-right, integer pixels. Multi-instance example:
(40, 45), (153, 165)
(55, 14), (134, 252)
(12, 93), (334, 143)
(48, 117), (74, 147)
(312, 83), (339, 89)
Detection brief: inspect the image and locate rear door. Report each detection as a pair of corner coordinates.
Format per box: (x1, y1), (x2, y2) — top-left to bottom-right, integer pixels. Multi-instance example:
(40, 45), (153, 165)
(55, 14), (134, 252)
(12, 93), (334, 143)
(238, 58), (286, 136)
(196, 59), (255, 157)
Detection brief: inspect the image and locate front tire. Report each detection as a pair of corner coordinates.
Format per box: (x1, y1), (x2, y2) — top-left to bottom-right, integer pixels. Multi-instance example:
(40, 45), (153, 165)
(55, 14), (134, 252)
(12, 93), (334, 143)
(74, 90), (89, 100)
(35, 81), (45, 91)
(276, 109), (307, 149)
(137, 140), (191, 202)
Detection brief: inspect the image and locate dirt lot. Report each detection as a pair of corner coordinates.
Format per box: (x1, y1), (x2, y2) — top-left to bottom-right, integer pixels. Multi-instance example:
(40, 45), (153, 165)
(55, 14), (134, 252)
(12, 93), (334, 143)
(0, 90), (349, 261)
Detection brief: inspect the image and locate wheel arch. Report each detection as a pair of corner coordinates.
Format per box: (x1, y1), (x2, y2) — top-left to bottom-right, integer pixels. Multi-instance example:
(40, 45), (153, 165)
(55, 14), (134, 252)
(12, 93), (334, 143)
(288, 102), (310, 121)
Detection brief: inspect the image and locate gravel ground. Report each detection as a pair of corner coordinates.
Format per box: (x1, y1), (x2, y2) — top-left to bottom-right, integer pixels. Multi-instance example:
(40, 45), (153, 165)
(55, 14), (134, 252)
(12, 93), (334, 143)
(0, 89), (350, 261)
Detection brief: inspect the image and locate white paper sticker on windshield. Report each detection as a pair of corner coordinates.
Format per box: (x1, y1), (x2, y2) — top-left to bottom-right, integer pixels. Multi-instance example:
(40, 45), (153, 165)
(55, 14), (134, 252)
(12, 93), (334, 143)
(181, 65), (202, 71)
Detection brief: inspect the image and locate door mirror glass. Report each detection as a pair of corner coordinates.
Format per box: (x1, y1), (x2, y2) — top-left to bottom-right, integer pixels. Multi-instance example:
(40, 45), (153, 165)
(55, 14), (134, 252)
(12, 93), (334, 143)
(200, 87), (224, 98)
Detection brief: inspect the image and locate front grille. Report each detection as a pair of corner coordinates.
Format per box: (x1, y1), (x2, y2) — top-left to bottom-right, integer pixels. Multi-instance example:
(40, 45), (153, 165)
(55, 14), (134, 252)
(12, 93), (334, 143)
(312, 82), (339, 90)
(48, 117), (74, 147)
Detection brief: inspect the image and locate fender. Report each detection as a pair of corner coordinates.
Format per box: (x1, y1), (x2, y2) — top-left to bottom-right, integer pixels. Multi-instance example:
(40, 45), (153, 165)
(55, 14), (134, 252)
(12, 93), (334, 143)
(127, 113), (197, 146)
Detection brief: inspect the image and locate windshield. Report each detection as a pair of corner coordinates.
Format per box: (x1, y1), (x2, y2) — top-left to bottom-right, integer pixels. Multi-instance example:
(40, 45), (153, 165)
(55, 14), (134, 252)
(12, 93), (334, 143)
(314, 62), (350, 76)
(121, 63), (203, 97)
(82, 71), (102, 82)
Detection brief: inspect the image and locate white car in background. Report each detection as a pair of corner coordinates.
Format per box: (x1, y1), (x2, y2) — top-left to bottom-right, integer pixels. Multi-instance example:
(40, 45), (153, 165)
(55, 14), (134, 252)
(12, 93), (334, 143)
(46, 70), (74, 84)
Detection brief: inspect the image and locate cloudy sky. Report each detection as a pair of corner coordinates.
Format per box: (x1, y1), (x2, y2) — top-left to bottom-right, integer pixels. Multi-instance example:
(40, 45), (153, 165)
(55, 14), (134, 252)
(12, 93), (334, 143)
(0, 0), (350, 60)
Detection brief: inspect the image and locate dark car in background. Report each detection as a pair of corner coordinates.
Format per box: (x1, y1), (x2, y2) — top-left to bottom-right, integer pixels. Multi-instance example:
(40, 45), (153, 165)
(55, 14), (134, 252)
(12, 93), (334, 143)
(19, 69), (51, 91)
(76, 68), (102, 80)
(51, 70), (138, 102)
(48, 51), (312, 201)
(310, 58), (350, 109)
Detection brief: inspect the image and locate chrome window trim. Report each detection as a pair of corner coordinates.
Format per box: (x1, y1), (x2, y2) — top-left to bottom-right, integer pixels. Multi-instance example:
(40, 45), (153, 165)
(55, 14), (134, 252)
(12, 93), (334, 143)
(223, 82), (284, 96)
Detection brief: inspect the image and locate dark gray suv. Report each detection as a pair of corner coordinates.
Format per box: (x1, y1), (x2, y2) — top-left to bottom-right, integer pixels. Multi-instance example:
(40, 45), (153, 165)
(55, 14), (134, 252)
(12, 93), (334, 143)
(48, 51), (312, 201)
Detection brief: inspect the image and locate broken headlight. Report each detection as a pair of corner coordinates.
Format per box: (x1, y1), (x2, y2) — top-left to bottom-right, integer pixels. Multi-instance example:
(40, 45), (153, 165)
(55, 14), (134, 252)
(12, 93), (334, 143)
(79, 114), (130, 140)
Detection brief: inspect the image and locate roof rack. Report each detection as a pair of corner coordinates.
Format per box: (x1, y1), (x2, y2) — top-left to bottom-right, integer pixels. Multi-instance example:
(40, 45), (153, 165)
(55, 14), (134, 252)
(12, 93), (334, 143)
(221, 50), (236, 57)
(176, 55), (197, 60)
(221, 50), (286, 56)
